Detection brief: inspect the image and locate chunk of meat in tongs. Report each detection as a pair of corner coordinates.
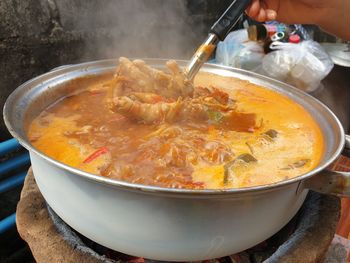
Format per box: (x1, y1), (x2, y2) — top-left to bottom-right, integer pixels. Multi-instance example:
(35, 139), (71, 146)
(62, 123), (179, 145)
(111, 57), (193, 99)
(110, 95), (237, 124)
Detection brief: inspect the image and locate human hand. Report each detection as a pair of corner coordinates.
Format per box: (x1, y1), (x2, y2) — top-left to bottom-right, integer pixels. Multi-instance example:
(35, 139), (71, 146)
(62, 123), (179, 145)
(246, 0), (339, 24)
(245, 0), (350, 40)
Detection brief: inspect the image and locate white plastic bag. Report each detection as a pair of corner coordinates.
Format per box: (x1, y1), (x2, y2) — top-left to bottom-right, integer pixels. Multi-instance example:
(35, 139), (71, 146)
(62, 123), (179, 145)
(216, 30), (265, 71)
(261, 41), (334, 92)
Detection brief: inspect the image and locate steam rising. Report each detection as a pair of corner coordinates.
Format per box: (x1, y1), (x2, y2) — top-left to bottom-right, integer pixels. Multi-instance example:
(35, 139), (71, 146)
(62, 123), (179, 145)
(76, 0), (206, 60)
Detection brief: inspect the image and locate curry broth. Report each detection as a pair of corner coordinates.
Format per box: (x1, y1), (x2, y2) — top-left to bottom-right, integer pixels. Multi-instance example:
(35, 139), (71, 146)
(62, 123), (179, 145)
(28, 71), (324, 189)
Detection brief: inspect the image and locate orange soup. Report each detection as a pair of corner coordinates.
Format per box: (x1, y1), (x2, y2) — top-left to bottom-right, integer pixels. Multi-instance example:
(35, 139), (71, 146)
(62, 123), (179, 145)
(28, 58), (324, 189)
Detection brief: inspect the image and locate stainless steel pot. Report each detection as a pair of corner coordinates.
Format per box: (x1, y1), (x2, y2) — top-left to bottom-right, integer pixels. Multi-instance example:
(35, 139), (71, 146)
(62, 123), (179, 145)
(4, 59), (350, 261)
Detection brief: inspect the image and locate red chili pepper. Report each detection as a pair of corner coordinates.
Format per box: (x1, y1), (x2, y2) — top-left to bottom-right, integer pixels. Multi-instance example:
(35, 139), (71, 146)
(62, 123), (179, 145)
(83, 147), (109, 163)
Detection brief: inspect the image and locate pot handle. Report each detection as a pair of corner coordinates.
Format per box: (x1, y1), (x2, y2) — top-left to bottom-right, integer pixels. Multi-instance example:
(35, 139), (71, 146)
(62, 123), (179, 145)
(305, 135), (350, 197)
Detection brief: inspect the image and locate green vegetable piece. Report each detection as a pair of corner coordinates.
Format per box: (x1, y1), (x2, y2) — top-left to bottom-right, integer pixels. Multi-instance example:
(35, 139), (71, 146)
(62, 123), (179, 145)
(281, 159), (310, 170)
(292, 159), (309, 168)
(207, 110), (224, 123)
(245, 142), (254, 155)
(237, 153), (258, 163)
(223, 154), (257, 185)
(264, 129), (278, 139)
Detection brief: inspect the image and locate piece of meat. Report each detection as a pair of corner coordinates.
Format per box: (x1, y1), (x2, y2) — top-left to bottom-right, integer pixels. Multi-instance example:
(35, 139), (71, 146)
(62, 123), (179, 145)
(110, 94), (241, 126)
(108, 58), (247, 128)
(110, 96), (215, 124)
(111, 57), (193, 99)
(128, 92), (174, 103)
(111, 96), (183, 123)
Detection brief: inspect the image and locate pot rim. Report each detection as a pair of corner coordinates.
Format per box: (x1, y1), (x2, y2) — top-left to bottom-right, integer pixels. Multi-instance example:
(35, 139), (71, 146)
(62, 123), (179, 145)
(3, 58), (346, 196)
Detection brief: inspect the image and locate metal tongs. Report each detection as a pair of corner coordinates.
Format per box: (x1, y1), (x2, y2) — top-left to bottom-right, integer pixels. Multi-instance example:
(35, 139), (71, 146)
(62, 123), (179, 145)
(184, 0), (251, 81)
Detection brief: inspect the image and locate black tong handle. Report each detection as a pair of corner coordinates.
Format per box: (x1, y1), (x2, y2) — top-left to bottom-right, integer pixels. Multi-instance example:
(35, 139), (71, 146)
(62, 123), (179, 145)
(210, 0), (251, 41)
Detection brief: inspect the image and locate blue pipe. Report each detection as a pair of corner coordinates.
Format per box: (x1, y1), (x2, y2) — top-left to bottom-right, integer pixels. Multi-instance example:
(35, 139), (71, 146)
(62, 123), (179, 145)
(0, 153), (30, 177)
(0, 139), (28, 234)
(0, 139), (22, 156)
(0, 171), (27, 194)
(0, 213), (16, 234)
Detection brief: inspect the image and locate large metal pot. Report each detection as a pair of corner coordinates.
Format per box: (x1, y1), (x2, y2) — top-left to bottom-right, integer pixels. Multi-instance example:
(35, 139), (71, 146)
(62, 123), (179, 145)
(4, 59), (350, 261)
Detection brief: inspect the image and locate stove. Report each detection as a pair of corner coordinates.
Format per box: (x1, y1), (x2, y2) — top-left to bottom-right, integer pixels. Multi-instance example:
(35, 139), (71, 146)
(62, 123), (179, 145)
(15, 169), (343, 263)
